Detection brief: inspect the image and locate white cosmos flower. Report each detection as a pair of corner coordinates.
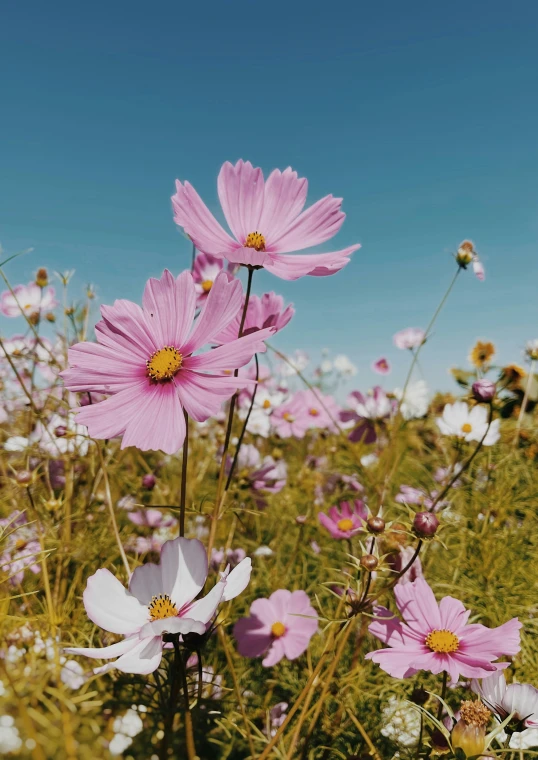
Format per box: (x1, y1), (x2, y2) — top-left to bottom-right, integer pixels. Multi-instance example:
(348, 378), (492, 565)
(394, 380), (429, 420)
(65, 537), (251, 675)
(472, 671), (538, 747)
(437, 401), (500, 445)
(333, 354), (357, 377)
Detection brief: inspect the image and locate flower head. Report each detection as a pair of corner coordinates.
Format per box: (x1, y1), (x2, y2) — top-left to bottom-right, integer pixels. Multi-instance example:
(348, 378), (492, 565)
(234, 589), (318, 667)
(469, 340), (495, 369)
(214, 292), (294, 344)
(372, 357), (391, 375)
(61, 270), (273, 454)
(366, 577), (521, 683)
(65, 537), (251, 674)
(0, 282), (58, 319)
(437, 401), (500, 445)
(318, 499), (368, 539)
(393, 328), (425, 351)
(472, 671), (538, 730)
(192, 252), (234, 306)
(172, 160), (360, 280)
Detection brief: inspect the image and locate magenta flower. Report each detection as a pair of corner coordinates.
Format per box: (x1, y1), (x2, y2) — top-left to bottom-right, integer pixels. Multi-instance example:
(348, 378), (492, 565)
(172, 160), (360, 280)
(61, 270), (274, 454)
(372, 357), (391, 375)
(393, 328), (426, 350)
(234, 589), (318, 667)
(0, 282), (58, 318)
(192, 252), (235, 306)
(318, 500), (368, 539)
(214, 292), (294, 344)
(366, 578), (522, 683)
(342, 387), (395, 444)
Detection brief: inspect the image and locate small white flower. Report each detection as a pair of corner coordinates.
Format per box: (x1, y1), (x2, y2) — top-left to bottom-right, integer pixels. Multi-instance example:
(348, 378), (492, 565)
(509, 729), (538, 749)
(360, 453), (379, 468)
(60, 661), (86, 690)
(254, 545), (273, 557)
(381, 696), (421, 748)
(112, 708), (144, 738)
(437, 401), (500, 445)
(0, 715), (22, 754)
(394, 380), (429, 420)
(3, 436), (29, 452)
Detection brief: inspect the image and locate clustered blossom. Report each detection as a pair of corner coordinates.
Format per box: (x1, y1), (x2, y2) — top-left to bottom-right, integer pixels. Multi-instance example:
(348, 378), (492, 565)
(271, 388), (340, 438)
(341, 386), (395, 443)
(226, 444), (287, 508)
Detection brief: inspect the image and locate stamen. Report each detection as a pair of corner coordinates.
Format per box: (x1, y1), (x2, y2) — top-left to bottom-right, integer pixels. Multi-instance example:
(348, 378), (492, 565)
(461, 423), (472, 434)
(148, 594), (179, 621)
(271, 621), (286, 638)
(425, 628), (459, 653)
(244, 231), (266, 251)
(337, 518), (354, 531)
(309, 407), (320, 416)
(146, 346), (183, 382)
(201, 279), (213, 293)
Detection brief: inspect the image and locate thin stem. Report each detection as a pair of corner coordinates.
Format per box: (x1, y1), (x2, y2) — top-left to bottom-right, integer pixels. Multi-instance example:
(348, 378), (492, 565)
(177, 644), (197, 760)
(207, 266), (254, 558)
(437, 671), (448, 721)
(218, 626), (256, 759)
(225, 353), (259, 491)
(179, 409), (189, 537)
(514, 359), (535, 446)
(96, 444), (130, 578)
(190, 241), (196, 272)
(346, 710), (382, 760)
(196, 650), (203, 706)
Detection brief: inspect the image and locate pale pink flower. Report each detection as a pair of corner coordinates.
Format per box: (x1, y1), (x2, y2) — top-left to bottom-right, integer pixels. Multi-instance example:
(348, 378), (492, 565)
(61, 270), (274, 454)
(387, 546), (424, 585)
(225, 444), (287, 508)
(471, 671), (538, 728)
(472, 257), (485, 281)
(172, 160), (360, 280)
(127, 509), (177, 529)
(65, 537), (251, 675)
(372, 357), (391, 375)
(234, 589), (318, 666)
(0, 282), (57, 318)
(366, 578), (521, 683)
(0, 511), (41, 585)
(395, 485), (448, 512)
(271, 393), (312, 438)
(393, 328), (426, 350)
(318, 499), (367, 539)
(214, 292), (294, 344)
(342, 387), (395, 444)
(192, 252), (235, 306)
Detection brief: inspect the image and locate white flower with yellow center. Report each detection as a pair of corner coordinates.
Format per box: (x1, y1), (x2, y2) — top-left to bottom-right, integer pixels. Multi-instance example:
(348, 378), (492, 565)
(437, 401), (500, 445)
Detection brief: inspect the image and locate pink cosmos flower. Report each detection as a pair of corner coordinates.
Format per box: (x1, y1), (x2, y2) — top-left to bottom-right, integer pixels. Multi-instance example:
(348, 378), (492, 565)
(192, 252), (235, 306)
(225, 443), (287, 508)
(341, 387), (395, 444)
(65, 537), (251, 675)
(372, 357), (391, 375)
(318, 499), (368, 539)
(61, 270), (274, 454)
(0, 282), (58, 318)
(395, 485), (448, 512)
(214, 292), (294, 344)
(393, 328), (426, 351)
(234, 589), (318, 667)
(0, 510), (41, 585)
(366, 578), (522, 684)
(271, 389), (339, 438)
(172, 160), (360, 280)
(387, 546), (424, 585)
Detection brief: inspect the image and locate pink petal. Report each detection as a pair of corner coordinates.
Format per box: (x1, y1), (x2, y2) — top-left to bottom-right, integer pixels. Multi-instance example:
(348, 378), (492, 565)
(450, 651), (505, 679)
(438, 596), (471, 633)
(181, 272), (242, 355)
(394, 578), (442, 633)
(120, 383), (185, 454)
(258, 167), (308, 240)
(94, 635), (162, 675)
(264, 247), (359, 281)
(160, 537), (208, 612)
(270, 194), (346, 252)
(249, 598), (279, 627)
(282, 631), (313, 660)
(460, 618), (522, 657)
(217, 160), (264, 243)
(234, 616), (272, 658)
(268, 589), (293, 621)
(172, 179), (238, 256)
(175, 370), (251, 422)
(369, 605), (424, 647)
(74, 380), (151, 441)
(61, 342), (145, 394)
(183, 327), (273, 373)
(129, 562), (162, 605)
(98, 300), (157, 357)
(262, 638), (285, 667)
(83, 569), (148, 635)
(224, 246), (269, 267)
(366, 647), (422, 678)
(142, 270), (196, 348)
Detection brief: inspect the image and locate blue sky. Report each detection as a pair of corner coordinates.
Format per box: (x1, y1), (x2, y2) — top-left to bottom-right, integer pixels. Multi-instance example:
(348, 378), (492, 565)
(1, 0), (537, 394)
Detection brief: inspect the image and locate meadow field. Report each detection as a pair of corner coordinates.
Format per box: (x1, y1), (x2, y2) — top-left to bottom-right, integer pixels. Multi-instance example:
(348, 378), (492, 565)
(0, 161), (537, 760)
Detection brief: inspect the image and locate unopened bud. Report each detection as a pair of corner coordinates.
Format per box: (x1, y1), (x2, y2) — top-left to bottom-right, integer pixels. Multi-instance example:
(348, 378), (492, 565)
(54, 425), (67, 437)
(64, 307), (75, 316)
(472, 379), (496, 403)
(28, 311), (40, 326)
(410, 688), (429, 706)
(456, 240), (475, 268)
(15, 470), (32, 485)
(451, 700), (490, 757)
(367, 516), (385, 534)
(359, 554), (378, 572)
(45, 312), (56, 323)
(35, 268), (48, 287)
(142, 473), (156, 490)
(412, 511), (439, 538)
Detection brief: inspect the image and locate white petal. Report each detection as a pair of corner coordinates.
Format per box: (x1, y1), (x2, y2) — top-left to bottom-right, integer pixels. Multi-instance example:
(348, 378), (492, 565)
(64, 635), (139, 660)
(160, 537), (208, 611)
(94, 636), (163, 675)
(138, 617), (206, 639)
(128, 562), (162, 605)
(185, 581), (226, 625)
(83, 569), (149, 635)
(222, 557), (251, 601)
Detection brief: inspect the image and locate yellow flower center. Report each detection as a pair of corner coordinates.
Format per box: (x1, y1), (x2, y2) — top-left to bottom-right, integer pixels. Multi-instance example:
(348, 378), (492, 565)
(146, 346), (183, 382)
(262, 399), (271, 409)
(309, 407), (320, 416)
(244, 231), (266, 251)
(148, 594), (179, 621)
(425, 628), (459, 653)
(461, 423), (472, 434)
(201, 279), (213, 293)
(271, 621), (286, 638)
(337, 518), (354, 531)
(283, 412), (295, 422)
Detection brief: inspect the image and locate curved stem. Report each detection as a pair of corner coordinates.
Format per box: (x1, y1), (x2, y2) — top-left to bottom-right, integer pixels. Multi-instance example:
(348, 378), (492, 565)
(225, 353), (259, 491)
(179, 410), (189, 537)
(96, 444), (130, 578)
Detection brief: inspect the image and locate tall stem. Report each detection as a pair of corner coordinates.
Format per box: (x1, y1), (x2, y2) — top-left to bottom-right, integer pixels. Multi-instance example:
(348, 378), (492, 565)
(96, 444), (130, 578)
(514, 359), (535, 446)
(180, 409), (189, 537)
(225, 353), (259, 491)
(207, 266), (254, 558)
(437, 671), (448, 721)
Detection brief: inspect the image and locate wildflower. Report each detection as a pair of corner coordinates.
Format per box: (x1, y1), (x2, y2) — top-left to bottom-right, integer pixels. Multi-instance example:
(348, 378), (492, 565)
(437, 401), (500, 445)
(342, 386), (394, 444)
(471, 671), (538, 746)
(525, 339), (538, 362)
(0, 716), (22, 754)
(226, 443), (287, 507)
(109, 709), (144, 755)
(271, 393), (311, 438)
(0, 282), (58, 319)
(234, 589), (318, 666)
(210, 547), (246, 572)
(172, 159), (360, 280)
(127, 509), (176, 529)
(472, 379), (496, 403)
(277, 349), (309, 377)
(141, 473), (156, 490)
(381, 696), (421, 748)
(65, 537), (251, 674)
(395, 484), (448, 512)
(455, 240), (475, 267)
(254, 545), (273, 557)
(300, 388), (341, 433)
(393, 327), (425, 350)
(266, 702), (289, 738)
(318, 500), (367, 539)
(214, 292), (294, 344)
(387, 546), (424, 585)
(372, 356), (391, 375)
(61, 270), (273, 454)
(394, 380), (430, 420)
(366, 578), (521, 683)
(469, 340), (496, 369)
(0, 510), (41, 585)
(192, 252), (233, 306)
(333, 354), (357, 377)
(451, 700), (491, 757)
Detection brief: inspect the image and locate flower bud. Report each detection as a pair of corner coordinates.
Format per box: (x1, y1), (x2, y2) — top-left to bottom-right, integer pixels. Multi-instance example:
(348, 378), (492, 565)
(456, 240), (475, 268)
(451, 700), (490, 757)
(45, 312), (56, 323)
(367, 516), (385, 534)
(472, 379), (496, 403)
(15, 470), (32, 485)
(409, 688), (429, 706)
(412, 511), (439, 538)
(28, 311), (40, 326)
(54, 425), (67, 437)
(359, 554), (378, 572)
(142, 473), (156, 490)
(35, 268), (48, 287)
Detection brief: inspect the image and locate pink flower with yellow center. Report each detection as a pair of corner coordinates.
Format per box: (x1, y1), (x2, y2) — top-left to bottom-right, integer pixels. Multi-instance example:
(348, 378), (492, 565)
(318, 499), (368, 539)
(61, 270), (274, 454)
(172, 160), (360, 280)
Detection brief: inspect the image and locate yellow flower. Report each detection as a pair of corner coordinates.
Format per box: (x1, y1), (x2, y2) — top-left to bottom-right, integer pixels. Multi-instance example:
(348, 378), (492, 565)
(469, 340), (495, 369)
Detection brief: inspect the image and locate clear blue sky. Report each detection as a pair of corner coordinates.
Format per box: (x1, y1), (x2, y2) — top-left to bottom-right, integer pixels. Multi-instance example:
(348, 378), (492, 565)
(1, 0), (537, 393)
